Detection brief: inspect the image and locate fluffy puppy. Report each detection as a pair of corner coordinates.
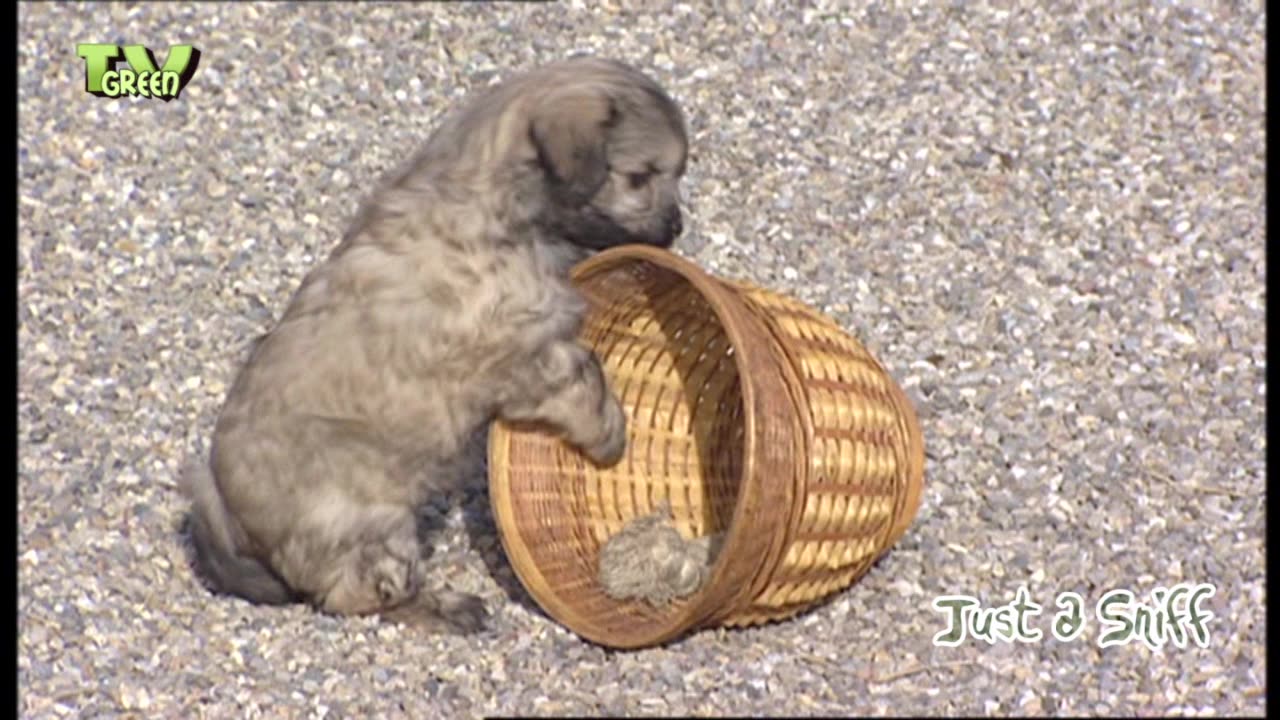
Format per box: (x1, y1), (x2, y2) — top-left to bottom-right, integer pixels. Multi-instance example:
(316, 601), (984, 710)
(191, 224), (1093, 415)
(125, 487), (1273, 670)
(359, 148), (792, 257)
(183, 57), (688, 633)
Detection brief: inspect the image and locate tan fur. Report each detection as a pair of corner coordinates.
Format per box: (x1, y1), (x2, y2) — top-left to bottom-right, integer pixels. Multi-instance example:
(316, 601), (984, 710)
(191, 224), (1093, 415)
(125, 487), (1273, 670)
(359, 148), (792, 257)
(184, 57), (689, 633)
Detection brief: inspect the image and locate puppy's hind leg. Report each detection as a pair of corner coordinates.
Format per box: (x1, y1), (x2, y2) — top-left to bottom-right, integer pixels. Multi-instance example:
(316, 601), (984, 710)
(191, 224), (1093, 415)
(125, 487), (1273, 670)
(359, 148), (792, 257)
(281, 502), (487, 634)
(499, 340), (627, 465)
(181, 459), (297, 605)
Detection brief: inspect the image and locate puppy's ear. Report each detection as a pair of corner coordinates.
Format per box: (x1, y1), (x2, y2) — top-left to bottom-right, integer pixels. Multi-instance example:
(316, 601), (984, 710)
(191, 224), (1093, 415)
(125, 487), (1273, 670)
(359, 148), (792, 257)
(530, 88), (618, 205)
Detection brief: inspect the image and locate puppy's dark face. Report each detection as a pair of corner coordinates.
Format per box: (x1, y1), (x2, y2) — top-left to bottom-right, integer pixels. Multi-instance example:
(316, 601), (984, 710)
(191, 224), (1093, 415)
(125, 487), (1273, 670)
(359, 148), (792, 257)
(529, 63), (688, 250)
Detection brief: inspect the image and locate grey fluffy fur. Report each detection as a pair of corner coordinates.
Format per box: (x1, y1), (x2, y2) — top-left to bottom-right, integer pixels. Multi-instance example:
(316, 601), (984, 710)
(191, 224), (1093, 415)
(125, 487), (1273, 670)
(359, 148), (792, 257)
(597, 502), (724, 606)
(181, 57), (689, 633)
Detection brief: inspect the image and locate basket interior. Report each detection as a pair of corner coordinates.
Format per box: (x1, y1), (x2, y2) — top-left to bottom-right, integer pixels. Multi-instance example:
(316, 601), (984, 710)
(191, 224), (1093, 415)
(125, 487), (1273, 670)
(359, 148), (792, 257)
(491, 258), (747, 642)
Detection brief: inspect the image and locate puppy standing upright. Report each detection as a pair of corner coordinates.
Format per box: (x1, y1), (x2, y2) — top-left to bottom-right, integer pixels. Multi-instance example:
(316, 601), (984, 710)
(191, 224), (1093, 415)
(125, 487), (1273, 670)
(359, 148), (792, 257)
(183, 57), (689, 632)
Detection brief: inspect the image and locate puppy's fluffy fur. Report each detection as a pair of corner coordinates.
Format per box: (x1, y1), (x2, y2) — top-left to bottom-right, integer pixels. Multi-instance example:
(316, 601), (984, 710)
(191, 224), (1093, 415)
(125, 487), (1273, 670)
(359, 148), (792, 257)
(183, 57), (688, 633)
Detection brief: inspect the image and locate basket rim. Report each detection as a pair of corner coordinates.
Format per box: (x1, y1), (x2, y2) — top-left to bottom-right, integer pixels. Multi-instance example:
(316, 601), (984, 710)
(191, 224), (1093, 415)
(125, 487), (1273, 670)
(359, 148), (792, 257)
(574, 247), (802, 638)
(488, 244), (801, 648)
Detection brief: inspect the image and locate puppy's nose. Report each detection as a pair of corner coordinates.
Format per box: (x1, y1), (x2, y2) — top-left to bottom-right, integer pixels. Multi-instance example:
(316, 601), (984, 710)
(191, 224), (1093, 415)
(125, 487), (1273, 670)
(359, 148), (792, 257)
(667, 209), (683, 238)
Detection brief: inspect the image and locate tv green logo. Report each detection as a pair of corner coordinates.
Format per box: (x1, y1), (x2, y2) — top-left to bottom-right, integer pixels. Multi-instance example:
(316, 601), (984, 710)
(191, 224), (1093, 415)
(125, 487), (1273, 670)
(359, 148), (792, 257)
(76, 44), (201, 100)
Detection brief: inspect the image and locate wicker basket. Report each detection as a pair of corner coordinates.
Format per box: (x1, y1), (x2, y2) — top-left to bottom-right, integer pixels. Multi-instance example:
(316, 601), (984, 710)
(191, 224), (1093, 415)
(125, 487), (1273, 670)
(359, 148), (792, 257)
(488, 245), (924, 648)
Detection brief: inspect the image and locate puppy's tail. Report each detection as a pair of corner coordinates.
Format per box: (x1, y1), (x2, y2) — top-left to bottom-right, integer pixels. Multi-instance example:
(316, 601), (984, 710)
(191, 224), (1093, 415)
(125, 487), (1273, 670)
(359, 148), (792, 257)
(180, 458), (297, 605)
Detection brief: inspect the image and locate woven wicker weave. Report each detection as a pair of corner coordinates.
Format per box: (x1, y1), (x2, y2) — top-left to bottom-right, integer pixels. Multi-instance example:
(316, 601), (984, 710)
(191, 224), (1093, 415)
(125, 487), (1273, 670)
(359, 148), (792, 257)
(488, 245), (924, 648)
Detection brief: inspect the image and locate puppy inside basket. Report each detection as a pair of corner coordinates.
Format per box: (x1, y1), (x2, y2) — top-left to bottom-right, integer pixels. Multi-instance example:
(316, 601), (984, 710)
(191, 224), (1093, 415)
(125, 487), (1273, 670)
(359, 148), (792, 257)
(597, 500), (726, 606)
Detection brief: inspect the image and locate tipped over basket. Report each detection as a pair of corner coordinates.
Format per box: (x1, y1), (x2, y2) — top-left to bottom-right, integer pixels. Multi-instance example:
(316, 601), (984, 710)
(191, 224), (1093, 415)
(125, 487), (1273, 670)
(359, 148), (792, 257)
(488, 245), (925, 649)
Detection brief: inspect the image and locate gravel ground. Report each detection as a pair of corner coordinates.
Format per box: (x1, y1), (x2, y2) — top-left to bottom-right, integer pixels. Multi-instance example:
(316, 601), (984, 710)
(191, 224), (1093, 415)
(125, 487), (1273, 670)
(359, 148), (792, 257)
(18, 1), (1265, 717)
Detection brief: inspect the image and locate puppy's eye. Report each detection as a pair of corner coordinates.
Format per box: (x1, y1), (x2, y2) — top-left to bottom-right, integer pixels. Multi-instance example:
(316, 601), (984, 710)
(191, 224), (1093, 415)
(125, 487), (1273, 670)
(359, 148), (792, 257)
(626, 170), (654, 189)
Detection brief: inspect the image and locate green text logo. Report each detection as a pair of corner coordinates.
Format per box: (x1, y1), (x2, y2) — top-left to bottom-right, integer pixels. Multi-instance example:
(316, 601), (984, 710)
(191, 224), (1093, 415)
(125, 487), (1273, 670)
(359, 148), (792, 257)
(76, 44), (201, 100)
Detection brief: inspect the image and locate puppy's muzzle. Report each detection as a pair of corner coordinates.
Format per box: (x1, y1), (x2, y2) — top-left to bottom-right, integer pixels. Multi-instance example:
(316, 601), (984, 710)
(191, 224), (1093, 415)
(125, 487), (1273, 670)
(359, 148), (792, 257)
(646, 206), (684, 249)
(667, 208), (683, 239)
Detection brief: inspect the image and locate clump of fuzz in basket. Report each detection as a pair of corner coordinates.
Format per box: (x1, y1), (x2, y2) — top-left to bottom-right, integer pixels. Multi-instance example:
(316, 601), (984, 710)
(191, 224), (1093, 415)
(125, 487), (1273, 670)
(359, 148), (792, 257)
(597, 501), (725, 606)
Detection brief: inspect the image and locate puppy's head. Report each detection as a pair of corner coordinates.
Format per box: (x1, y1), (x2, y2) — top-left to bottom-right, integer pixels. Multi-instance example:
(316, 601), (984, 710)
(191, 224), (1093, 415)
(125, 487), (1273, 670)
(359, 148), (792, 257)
(528, 58), (688, 250)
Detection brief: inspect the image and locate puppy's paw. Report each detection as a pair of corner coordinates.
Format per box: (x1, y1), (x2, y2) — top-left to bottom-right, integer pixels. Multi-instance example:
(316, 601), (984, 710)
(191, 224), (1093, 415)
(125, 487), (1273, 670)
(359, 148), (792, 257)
(584, 394), (627, 466)
(435, 590), (489, 634)
(382, 589), (488, 635)
(359, 537), (422, 609)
